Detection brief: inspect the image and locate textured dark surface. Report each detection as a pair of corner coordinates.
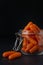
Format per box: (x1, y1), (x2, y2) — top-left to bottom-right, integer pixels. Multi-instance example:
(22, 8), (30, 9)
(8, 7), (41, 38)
(0, 38), (43, 65)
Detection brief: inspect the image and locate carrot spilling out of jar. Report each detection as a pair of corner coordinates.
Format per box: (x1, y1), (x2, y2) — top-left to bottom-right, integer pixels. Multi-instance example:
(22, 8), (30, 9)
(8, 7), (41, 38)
(2, 51), (16, 58)
(2, 51), (22, 60)
(8, 52), (21, 60)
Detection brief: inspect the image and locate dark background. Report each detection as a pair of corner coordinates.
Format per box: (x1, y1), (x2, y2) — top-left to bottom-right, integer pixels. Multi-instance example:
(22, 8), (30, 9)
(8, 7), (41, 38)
(0, 1), (43, 65)
(0, 0), (43, 38)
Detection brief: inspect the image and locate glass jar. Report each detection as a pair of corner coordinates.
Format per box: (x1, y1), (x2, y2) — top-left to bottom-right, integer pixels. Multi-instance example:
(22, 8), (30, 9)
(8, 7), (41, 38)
(13, 29), (43, 55)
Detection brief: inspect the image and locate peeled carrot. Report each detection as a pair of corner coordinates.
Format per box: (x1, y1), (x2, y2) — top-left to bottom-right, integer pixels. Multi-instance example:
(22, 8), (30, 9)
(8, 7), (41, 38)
(22, 38), (29, 52)
(22, 30), (33, 38)
(30, 24), (40, 33)
(21, 47), (26, 52)
(22, 35), (37, 45)
(22, 38), (28, 47)
(29, 45), (39, 53)
(35, 35), (40, 42)
(2, 51), (15, 57)
(8, 52), (21, 60)
(25, 43), (34, 52)
(33, 24), (40, 32)
(23, 22), (33, 31)
(30, 25), (39, 33)
(38, 46), (43, 52)
(28, 37), (37, 45)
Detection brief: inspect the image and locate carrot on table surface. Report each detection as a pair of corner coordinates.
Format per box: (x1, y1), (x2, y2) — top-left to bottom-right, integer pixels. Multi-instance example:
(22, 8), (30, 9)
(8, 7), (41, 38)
(29, 45), (39, 53)
(2, 51), (16, 58)
(23, 22), (33, 31)
(8, 52), (21, 60)
(25, 43), (34, 52)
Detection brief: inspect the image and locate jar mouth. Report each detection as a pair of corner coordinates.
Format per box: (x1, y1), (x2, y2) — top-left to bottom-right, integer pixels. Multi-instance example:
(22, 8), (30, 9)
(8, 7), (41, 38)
(22, 29), (43, 35)
(22, 31), (38, 35)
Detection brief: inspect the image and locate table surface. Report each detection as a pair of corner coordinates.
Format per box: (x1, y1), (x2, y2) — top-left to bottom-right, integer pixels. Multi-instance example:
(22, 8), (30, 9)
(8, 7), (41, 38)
(0, 38), (43, 65)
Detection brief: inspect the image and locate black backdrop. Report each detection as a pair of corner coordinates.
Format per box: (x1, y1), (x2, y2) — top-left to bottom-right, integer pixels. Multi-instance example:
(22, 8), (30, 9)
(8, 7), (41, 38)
(0, 0), (43, 38)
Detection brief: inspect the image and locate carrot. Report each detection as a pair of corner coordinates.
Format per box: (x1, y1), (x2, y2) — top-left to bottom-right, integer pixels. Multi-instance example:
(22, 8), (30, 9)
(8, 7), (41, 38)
(29, 45), (39, 53)
(22, 30), (33, 38)
(30, 24), (40, 33)
(22, 35), (37, 45)
(25, 43), (34, 52)
(30, 25), (39, 33)
(2, 51), (16, 58)
(8, 52), (21, 60)
(38, 46), (43, 52)
(21, 47), (26, 52)
(22, 38), (28, 47)
(23, 22), (33, 31)
(22, 38), (29, 52)
(28, 37), (37, 45)
(35, 35), (40, 42)
(33, 24), (40, 32)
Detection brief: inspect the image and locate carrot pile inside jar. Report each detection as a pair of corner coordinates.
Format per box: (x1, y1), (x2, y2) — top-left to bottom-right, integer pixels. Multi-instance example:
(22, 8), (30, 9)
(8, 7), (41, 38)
(21, 22), (41, 54)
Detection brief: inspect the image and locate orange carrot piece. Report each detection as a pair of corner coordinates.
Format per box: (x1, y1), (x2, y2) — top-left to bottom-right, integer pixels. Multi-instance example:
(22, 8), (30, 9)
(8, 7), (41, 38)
(29, 45), (39, 53)
(25, 43), (34, 52)
(30, 24), (40, 33)
(35, 35), (40, 42)
(28, 37), (38, 45)
(30, 25), (39, 33)
(22, 38), (28, 47)
(33, 24), (40, 32)
(38, 46), (43, 52)
(21, 47), (26, 52)
(2, 51), (15, 57)
(24, 36), (37, 44)
(8, 52), (21, 60)
(23, 22), (33, 31)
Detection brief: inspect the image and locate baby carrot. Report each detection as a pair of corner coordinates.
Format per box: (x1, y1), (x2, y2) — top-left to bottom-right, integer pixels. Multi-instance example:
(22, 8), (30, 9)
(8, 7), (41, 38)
(29, 37), (37, 45)
(38, 46), (43, 52)
(22, 35), (37, 45)
(8, 52), (21, 60)
(35, 35), (40, 42)
(25, 43), (34, 52)
(23, 22), (33, 31)
(33, 24), (40, 32)
(2, 51), (15, 57)
(30, 25), (39, 33)
(30, 24), (40, 33)
(22, 38), (28, 47)
(21, 48), (25, 52)
(29, 45), (39, 53)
